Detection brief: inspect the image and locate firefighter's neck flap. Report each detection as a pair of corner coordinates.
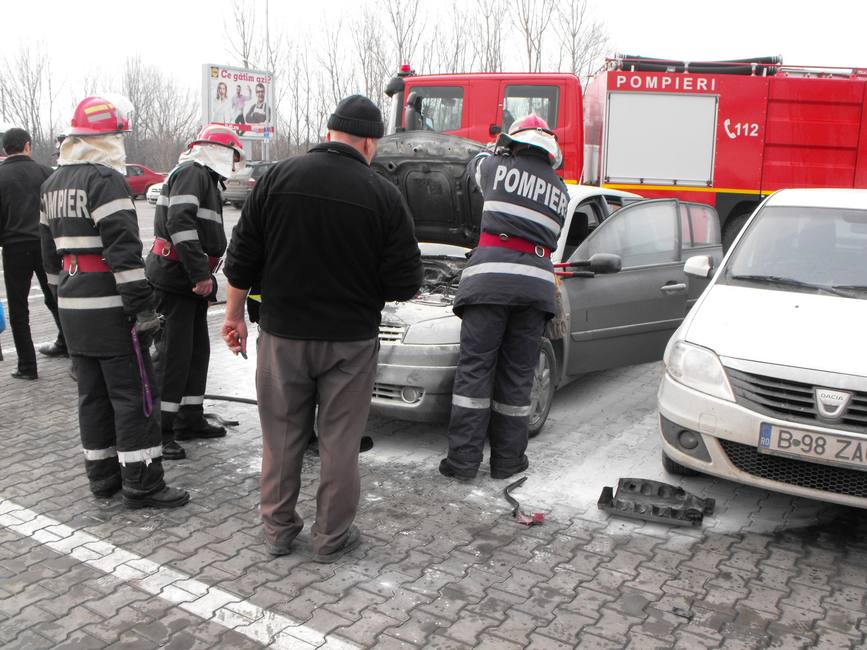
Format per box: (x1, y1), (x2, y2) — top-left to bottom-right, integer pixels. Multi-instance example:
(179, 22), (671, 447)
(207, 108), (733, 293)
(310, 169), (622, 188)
(177, 142), (241, 180)
(58, 133), (126, 174)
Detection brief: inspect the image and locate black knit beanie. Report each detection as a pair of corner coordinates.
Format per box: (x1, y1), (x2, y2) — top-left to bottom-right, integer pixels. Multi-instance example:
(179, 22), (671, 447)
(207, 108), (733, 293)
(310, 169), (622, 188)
(327, 94), (384, 138)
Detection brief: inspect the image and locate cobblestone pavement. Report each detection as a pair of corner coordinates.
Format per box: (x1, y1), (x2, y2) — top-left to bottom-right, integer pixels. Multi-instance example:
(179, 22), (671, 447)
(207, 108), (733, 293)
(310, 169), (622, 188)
(0, 205), (865, 648)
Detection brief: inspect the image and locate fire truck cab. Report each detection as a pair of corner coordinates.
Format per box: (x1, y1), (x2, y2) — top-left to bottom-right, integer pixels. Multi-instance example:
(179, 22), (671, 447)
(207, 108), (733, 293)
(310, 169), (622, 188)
(384, 65), (584, 184)
(584, 55), (867, 247)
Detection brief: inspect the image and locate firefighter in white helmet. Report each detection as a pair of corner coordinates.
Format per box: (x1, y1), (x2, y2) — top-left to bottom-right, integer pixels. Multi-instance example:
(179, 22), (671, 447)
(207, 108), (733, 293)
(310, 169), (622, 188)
(440, 114), (567, 481)
(40, 96), (189, 508)
(146, 125), (246, 460)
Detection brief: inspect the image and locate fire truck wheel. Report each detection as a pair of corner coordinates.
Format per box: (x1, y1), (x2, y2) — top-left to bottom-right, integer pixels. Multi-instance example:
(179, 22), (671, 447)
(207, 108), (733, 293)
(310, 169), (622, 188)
(722, 213), (749, 251)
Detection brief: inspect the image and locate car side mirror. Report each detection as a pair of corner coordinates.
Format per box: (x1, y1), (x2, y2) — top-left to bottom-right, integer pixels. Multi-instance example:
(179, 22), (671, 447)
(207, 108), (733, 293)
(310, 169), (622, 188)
(588, 253), (622, 274)
(684, 255), (714, 279)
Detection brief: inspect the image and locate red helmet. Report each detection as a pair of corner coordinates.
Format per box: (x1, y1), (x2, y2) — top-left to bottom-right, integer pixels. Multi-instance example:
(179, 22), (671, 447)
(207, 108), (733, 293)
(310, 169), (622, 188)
(497, 113), (562, 168)
(68, 96), (131, 136)
(189, 124), (245, 160)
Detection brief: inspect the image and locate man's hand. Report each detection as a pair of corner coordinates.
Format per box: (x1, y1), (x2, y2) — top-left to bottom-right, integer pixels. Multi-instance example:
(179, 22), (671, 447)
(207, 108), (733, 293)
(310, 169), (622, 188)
(220, 317), (248, 357)
(192, 277), (214, 296)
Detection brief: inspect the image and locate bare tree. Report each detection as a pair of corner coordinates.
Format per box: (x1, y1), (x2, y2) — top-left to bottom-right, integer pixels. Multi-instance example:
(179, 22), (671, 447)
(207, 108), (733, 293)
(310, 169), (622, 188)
(387, 0), (425, 69)
(555, 0), (609, 85)
(511, 0), (555, 72)
(0, 45), (59, 158)
(225, 0), (258, 68)
(351, 9), (390, 105)
(425, 2), (474, 73)
(469, 0), (506, 72)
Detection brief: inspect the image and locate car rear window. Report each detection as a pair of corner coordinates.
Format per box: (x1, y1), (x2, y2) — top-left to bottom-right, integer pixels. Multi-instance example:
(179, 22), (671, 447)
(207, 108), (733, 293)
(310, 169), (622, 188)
(251, 163), (275, 180)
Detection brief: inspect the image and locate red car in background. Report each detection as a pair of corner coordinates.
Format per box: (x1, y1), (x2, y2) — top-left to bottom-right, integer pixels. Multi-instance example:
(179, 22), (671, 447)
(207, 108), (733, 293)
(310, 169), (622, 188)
(124, 164), (165, 199)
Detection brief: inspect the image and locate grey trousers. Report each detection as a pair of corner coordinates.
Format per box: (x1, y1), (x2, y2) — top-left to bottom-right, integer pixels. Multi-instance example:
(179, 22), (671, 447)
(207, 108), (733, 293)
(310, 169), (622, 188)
(256, 331), (378, 554)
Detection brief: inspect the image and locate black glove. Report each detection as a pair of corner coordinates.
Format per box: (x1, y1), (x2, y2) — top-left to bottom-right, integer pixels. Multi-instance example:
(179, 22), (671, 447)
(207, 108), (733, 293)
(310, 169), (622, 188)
(134, 310), (162, 335)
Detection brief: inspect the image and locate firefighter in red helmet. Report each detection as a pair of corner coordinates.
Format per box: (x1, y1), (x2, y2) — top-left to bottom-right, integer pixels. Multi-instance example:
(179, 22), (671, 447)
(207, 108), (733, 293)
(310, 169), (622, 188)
(39, 96), (189, 508)
(439, 114), (566, 481)
(146, 124), (246, 459)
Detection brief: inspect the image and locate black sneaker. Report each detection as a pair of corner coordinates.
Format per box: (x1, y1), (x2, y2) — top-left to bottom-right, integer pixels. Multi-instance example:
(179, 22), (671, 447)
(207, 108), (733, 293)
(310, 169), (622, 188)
(162, 441), (187, 460)
(38, 341), (69, 358)
(123, 486), (190, 509)
(175, 421), (227, 440)
(11, 370), (37, 380)
(313, 525), (361, 564)
(438, 458), (477, 481)
(490, 457), (530, 480)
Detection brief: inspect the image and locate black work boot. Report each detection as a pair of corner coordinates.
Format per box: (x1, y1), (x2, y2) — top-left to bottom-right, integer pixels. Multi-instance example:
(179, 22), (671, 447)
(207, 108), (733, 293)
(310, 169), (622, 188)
(162, 440), (186, 460)
(38, 339), (69, 358)
(175, 419), (226, 441)
(490, 455), (530, 480)
(85, 456), (121, 497)
(438, 458), (477, 481)
(123, 486), (190, 509)
(121, 459), (189, 509)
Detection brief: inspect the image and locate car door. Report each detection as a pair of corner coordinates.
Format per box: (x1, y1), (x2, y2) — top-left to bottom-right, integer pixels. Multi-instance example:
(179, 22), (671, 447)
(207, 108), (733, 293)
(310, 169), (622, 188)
(563, 199), (687, 375)
(679, 202), (724, 310)
(125, 165), (144, 195)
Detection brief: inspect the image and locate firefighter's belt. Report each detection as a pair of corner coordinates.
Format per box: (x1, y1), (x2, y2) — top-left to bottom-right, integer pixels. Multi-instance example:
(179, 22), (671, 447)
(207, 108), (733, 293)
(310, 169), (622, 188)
(63, 254), (110, 274)
(152, 238), (221, 272)
(479, 232), (550, 258)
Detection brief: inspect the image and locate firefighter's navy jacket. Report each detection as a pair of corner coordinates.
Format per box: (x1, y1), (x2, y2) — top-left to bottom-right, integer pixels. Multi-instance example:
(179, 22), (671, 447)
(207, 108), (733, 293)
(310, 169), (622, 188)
(40, 164), (153, 356)
(146, 161), (227, 295)
(455, 149), (567, 318)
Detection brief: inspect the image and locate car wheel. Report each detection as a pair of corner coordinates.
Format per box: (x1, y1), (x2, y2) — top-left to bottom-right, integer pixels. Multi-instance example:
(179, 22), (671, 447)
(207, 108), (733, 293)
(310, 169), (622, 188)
(661, 451), (701, 476)
(722, 212), (749, 252)
(527, 338), (556, 439)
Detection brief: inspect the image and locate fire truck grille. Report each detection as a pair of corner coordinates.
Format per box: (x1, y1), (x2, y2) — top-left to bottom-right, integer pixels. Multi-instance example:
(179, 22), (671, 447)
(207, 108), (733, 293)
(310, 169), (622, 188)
(726, 368), (867, 435)
(378, 325), (406, 343)
(720, 439), (867, 498)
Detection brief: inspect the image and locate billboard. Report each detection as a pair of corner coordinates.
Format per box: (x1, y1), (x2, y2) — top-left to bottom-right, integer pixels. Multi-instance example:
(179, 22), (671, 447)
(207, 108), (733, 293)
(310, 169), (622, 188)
(202, 64), (274, 140)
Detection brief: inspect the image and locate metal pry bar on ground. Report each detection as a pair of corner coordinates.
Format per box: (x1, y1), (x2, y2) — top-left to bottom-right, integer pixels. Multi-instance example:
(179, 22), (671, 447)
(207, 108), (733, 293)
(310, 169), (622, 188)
(503, 476), (544, 526)
(597, 477), (715, 527)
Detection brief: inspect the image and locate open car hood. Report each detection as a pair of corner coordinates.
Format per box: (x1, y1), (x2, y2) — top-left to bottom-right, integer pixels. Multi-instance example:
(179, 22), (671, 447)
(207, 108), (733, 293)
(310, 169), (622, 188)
(372, 132), (485, 248)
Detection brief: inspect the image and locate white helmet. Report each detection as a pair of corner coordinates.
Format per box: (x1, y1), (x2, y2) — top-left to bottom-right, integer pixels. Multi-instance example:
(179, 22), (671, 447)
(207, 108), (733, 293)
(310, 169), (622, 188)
(497, 113), (562, 168)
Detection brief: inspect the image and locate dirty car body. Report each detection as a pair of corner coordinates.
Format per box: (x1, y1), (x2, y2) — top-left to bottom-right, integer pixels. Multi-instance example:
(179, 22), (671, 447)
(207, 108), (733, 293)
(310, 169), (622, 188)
(371, 131), (723, 435)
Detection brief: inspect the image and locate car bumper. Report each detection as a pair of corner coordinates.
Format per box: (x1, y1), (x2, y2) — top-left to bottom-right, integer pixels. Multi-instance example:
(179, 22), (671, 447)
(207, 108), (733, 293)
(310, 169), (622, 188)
(223, 189), (249, 202)
(370, 342), (459, 422)
(658, 372), (867, 509)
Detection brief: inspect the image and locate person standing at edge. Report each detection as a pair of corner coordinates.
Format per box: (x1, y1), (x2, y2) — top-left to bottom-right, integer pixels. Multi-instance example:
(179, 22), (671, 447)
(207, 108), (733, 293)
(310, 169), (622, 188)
(0, 128), (66, 378)
(439, 114), (567, 481)
(146, 125), (245, 461)
(40, 96), (188, 508)
(221, 94), (423, 562)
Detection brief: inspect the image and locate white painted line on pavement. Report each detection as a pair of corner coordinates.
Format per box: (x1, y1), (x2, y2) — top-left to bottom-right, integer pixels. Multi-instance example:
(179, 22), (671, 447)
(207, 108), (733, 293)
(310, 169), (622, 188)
(0, 498), (357, 649)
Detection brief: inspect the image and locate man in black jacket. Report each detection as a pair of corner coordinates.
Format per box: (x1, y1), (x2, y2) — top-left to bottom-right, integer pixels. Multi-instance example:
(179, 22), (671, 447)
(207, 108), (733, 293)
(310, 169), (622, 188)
(146, 125), (245, 461)
(0, 128), (65, 379)
(221, 94), (423, 562)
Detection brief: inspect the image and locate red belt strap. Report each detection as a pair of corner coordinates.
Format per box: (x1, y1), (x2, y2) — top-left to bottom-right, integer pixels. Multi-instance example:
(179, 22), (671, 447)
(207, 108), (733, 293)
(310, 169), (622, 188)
(478, 232), (550, 258)
(152, 238), (221, 272)
(63, 254), (110, 273)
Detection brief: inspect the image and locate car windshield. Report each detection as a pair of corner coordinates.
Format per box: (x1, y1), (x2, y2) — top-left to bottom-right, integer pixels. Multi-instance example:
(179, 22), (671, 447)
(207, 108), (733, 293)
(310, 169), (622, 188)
(723, 204), (867, 299)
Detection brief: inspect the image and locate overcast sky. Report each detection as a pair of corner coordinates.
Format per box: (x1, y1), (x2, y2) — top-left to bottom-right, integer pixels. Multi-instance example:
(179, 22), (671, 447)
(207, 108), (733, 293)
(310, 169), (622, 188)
(4, 0), (867, 100)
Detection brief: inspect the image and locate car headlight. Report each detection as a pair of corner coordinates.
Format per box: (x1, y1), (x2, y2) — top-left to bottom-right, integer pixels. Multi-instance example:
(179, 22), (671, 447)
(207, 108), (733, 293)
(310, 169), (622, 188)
(403, 315), (461, 345)
(664, 340), (734, 402)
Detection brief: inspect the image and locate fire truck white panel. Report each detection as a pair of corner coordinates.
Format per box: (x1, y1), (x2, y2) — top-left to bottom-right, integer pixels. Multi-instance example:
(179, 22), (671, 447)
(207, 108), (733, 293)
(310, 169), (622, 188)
(604, 92), (717, 186)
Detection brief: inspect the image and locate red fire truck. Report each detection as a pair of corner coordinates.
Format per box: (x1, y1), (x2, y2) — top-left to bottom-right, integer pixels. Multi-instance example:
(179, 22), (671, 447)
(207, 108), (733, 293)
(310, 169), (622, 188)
(384, 65), (584, 185)
(584, 55), (867, 246)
